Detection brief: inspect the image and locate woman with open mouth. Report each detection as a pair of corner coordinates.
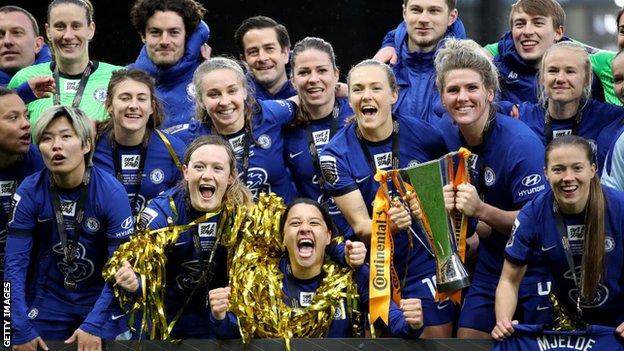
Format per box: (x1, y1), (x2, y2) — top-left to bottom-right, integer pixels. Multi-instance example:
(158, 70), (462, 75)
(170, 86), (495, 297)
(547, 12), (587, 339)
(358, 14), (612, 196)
(112, 135), (253, 339)
(283, 37), (356, 263)
(434, 38), (550, 339)
(494, 134), (624, 340)
(208, 197), (424, 339)
(166, 57), (299, 203)
(320, 59), (454, 337)
(7, 0), (122, 125)
(93, 68), (186, 217)
(5, 105), (134, 351)
(509, 42), (624, 171)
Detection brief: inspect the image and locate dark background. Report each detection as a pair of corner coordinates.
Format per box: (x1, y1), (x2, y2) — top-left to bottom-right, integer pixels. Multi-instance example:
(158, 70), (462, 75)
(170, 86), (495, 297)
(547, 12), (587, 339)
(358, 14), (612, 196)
(8, 0), (506, 79)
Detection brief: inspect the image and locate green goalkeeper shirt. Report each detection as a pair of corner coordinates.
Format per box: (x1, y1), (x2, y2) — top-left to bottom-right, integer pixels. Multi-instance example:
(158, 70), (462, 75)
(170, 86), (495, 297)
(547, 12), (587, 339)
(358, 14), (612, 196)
(8, 61), (122, 125)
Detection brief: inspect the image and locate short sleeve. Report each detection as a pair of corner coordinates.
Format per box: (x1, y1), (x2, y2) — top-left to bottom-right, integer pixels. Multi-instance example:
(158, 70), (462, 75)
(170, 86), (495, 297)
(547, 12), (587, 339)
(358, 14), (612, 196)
(320, 146), (358, 197)
(504, 208), (537, 265)
(508, 135), (547, 206)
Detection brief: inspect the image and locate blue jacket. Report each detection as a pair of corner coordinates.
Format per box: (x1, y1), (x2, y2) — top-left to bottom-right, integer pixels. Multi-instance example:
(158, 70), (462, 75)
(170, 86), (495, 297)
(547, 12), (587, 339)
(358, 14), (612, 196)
(130, 21), (210, 129)
(494, 32), (604, 104)
(0, 43), (52, 103)
(384, 19), (466, 122)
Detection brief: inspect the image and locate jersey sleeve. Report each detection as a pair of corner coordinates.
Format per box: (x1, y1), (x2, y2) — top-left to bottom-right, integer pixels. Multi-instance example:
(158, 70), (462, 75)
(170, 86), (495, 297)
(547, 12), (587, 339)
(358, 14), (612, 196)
(381, 28), (396, 49)
(5, 186), (40, 344)
(209, 312), (241, 339)
(504, 208), (537, 266)
(259, 99), (297, 126)
(507, 135), (547, 206)
(602, 131), (624, 191)
(81, 182), (134, 335)
(320, 143), (358, 197)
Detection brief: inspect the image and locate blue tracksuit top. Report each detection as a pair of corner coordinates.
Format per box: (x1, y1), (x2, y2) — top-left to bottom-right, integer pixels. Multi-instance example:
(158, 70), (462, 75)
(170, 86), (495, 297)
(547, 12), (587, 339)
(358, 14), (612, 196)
(388, 19), (466, 123)
(129, 21), (210, 129)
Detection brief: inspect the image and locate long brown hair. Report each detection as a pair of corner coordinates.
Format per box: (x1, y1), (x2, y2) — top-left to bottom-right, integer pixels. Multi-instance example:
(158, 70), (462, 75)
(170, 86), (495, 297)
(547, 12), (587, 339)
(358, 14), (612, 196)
(98, 68), (165, 147)
(545, 135), (605, 301)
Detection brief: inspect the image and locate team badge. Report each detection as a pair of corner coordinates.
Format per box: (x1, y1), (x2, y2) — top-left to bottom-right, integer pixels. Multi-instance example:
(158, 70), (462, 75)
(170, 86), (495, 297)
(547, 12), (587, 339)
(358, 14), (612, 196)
(85, 217), (100, 232)
(186, 83), (195, 100)
(605, 236), (615, 253)
(28, 308), (38, 319)
(150, 168), (164, 184)
(484, 166), (496, 186)
(93, 88), (107, 102)
(257, 134), (272, 149)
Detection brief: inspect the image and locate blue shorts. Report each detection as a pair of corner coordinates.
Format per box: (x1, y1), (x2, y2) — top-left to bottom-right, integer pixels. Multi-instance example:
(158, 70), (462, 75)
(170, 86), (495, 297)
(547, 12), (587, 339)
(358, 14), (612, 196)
(458, 278), (553, 332)
(402, 271), (456, 327)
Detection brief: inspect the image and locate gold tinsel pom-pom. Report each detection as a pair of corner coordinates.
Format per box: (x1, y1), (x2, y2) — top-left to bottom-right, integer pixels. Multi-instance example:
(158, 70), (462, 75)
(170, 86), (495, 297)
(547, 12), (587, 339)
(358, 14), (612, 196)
(102, 204), (238, 340)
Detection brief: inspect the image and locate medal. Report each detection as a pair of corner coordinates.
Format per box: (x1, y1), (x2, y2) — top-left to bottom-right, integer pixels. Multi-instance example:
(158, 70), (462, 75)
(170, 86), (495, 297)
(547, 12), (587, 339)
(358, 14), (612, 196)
(64, 275), (77, 291)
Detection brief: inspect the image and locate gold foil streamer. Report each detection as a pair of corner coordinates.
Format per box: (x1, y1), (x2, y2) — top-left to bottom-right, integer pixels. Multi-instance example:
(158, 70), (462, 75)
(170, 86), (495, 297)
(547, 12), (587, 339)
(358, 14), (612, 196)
(222, 193), (360, 350)
(548, 293), (586, 331)
(103, 201), (237, 340)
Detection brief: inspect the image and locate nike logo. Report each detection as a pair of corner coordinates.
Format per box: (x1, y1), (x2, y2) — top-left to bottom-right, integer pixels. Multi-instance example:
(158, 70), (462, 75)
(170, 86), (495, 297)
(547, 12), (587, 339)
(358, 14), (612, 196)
(536, 305), (550, 311)
(111, 313), (126, 320)
(289, 151), (303, 159)
(355, 175), (370, 184)
(37, 217), (52, 223)
(541, 244), (557, 252)
(174, 241), (187, 247)
(437, 301), (450, 310)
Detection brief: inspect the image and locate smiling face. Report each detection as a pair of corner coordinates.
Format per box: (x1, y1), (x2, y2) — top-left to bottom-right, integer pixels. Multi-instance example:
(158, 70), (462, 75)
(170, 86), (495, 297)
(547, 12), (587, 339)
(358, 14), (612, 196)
(241, 27), (289, 92)
(545, 144), (596, 214)
(142, 10), (185, 68)
(0, 10), (43, 72)
(184, 144), (234, 212)
(511, 10), (563, 63)
(540, 47), (588, 106)
(292, 48), (339, 113)
(402, 0), (457, 53)
(198, 68), (247, 134)
(45, 3), (94, 67)
(108, 78), (154, 139)
(348, 65), (397, 139)
(38, 116), (90, 181)
(0, 93), (31, 156)
(282, 203), (331, 278)
(441, 68), (493, 130)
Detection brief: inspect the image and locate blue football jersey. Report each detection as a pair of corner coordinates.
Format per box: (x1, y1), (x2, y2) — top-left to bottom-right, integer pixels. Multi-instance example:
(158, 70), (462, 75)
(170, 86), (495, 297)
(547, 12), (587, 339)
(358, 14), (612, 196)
(506, 186), (624, 326)
(5, 166), (133, 344)
(93, 130), (185, 215)
(138, 186), (228, 338)
(168, 100), (298, 203)
(0, 145), (44, 276)
(492, 324), (624, 351)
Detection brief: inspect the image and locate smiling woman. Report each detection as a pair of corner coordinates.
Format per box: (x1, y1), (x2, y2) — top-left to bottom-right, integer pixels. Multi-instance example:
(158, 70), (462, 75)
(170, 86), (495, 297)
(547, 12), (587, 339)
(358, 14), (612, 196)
(92, 68), (186, 217)
(495, 135), (624, 340)
(7, 0), (123, 125)
(109, 135), (253, 340)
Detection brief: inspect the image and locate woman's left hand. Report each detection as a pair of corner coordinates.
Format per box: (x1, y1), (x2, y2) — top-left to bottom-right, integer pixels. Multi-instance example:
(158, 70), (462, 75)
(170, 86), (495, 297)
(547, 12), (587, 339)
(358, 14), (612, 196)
(345, 240), (366, 268)
(617, 322), (624, 338)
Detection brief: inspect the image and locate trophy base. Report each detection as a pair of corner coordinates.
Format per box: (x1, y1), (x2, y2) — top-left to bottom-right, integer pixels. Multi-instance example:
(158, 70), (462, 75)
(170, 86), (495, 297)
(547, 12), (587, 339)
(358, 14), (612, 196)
(437, 253), (471, 293)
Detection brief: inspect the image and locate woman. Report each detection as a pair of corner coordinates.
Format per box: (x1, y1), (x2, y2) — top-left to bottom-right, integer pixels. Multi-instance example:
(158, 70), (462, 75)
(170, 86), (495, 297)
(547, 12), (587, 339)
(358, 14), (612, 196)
(515, 42), (624, 169)
(434, 38), (551, 338)
(168, 57), (298, 203)
(284, 37), (355, 251)
(112, 135), (253, 339)
(208, 198), (423, 339)
(8, 0), (122, 125)
(320, 59), (454, 337)
(494, 135), (624, 340)
(5, 106), (133, 351)
(93, 69), (185, 216)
